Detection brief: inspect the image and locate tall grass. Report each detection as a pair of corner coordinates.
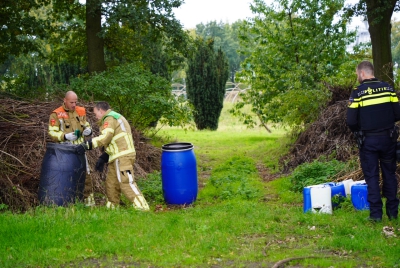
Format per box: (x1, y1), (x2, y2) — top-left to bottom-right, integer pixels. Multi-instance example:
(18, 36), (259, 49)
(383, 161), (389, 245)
(1, 102), (399, 268)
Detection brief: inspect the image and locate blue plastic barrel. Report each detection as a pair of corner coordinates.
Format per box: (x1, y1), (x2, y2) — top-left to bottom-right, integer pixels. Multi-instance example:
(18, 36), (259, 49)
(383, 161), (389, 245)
(38, 143), (86, 206)
(303, 186), (312, 213)
(324, 182), (346, 207)
(351, 183), (370, 210)
(161, 142), (198, 205)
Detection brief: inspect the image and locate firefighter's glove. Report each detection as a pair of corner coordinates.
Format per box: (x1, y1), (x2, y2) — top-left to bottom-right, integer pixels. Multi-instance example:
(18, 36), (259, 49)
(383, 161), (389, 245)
(95, 152), (109, 172)
(76, 139), (93, 155)
(82, 127), (92, 136)
(65, 132), (78, 141)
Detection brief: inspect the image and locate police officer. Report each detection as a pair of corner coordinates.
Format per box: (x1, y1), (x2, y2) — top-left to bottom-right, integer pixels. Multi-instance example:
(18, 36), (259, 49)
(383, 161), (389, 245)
(77, 101), (149, 210)
(48, 91), (95, 206)
(346, 61), (400, 222)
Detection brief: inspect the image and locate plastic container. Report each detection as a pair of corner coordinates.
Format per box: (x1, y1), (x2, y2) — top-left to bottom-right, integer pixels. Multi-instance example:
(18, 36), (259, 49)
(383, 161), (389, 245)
(303, 185), (332, 214)
(341, 179), (354, 196)
(38, 143), (86, 206)
(323, 182), (346, 207)
(161, 142), (198, 205)
(303, 186), (312, 213)
(351, 183), (370, 210)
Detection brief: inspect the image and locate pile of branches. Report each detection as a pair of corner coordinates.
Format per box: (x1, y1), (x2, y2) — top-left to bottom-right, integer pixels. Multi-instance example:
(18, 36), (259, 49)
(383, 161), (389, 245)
(280, 100), (357, 173)
(279, 84), (400, 192)
(0, 97), (161, 211)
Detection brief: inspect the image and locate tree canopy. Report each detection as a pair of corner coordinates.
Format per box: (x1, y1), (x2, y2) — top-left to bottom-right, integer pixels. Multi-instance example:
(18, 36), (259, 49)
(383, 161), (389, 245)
(231, 0), (356, 128)
(345, 0), (400, 84)
(0, 0), (50, 63)
(195, 20), (246, 82)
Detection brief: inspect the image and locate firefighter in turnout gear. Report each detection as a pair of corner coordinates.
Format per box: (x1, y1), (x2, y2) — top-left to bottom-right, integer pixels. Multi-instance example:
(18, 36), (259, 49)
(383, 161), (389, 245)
(346, 61), (400, 222)
(77, 101), (149, 210)
(48, 91), (95, 206)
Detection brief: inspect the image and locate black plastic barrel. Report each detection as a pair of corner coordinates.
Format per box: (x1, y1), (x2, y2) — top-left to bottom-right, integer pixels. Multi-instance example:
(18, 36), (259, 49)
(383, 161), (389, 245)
(38, 143), (86, 206)
(161, 142), (198, 205)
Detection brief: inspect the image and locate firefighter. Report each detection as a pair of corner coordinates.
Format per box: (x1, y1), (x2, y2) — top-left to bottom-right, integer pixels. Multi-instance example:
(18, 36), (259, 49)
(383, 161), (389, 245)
(346, 61), (400, 222)
(76, 101), (149, 210)
(48, 91), (95, 206)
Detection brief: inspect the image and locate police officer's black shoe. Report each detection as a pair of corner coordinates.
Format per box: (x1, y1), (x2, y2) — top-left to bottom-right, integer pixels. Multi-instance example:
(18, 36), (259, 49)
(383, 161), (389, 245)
(367, 217), (382, 223)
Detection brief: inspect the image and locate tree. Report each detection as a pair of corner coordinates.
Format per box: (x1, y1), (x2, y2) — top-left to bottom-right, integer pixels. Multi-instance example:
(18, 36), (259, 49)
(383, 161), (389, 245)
(346, 0), (400, 85)
(70, 63), (193, 130)
(0, 0), (50, 63)
(195, 20), (246, 82)
(186, 39), (229, 130)
(86, 0), (106, 73)
(81, 0), (187, 74)
(232, 0), (355, 129)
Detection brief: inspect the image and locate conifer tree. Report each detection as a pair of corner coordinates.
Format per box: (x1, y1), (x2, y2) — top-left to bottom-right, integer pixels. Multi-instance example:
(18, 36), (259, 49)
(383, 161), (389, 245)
(186, 39), (229, 130)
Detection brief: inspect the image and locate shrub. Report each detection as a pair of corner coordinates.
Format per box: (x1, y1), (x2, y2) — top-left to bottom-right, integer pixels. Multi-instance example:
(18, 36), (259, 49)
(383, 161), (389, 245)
(70, 63), (193, 130)
(136, 171), (165, 205)
(289, 159), (345, 193)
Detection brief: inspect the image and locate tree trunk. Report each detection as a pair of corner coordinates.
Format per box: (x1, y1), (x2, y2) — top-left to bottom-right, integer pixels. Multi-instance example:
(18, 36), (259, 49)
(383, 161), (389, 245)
(366, 0), (397, 85)
(86, 0), (106, 74)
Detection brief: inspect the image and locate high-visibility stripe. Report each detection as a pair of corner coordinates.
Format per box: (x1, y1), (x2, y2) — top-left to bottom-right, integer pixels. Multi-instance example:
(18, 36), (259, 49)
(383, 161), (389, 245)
(118, 118), (126, 132)
(108, 149), (135, 162)
(106, 131), (135, 162)
(350, 92), (397, 108)
(48, 126), (59, 131)
(106, 201), (116, 209)
(360, 96), (391, 107)
(127, 171), (134, 184)
(48, 129), (64, 141)
(92, 128), (114, 148)
(132, 196), (150, 210)
(115, 159), (121, 183)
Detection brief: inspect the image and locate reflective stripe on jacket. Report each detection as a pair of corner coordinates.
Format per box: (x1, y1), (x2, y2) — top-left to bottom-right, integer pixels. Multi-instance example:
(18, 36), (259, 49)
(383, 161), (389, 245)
(48, 105), (90, 144)
(346, 78), (400, 132)
(92, 110), (135, 162)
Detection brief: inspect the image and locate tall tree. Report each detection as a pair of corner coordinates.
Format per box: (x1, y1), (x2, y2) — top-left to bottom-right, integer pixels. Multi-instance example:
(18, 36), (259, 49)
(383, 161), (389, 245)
(232, 0), (355, 129)
(83, 0), (187, 74)
(186, 39), (229, 130)
(346, 0), (400, 85)
(86, 0), (106, 73)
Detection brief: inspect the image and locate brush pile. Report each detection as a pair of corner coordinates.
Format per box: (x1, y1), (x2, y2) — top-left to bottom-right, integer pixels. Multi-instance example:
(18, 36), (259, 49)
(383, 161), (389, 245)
(280, 100), (357, 173)
(279, 85), (400, 192)
(0, 97), (161, 211)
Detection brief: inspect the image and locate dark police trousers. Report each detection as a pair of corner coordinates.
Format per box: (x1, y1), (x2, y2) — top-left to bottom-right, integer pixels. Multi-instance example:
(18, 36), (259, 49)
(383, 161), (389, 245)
(359, 135), (399, 219)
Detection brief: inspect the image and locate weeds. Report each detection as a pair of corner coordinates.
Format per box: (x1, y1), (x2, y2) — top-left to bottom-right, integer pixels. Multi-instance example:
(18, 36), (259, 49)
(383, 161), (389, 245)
(289, 159), (346, 192)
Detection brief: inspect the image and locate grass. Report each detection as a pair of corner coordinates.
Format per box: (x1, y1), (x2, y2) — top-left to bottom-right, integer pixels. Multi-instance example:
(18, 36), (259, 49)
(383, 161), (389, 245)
(1, 102), (400, 267)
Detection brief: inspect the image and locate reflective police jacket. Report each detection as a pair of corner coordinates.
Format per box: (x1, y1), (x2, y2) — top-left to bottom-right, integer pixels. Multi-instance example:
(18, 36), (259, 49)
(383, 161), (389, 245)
(92, 109), (135, 163)
(346, 78), (400, 133)
(48, 104), (91, 144)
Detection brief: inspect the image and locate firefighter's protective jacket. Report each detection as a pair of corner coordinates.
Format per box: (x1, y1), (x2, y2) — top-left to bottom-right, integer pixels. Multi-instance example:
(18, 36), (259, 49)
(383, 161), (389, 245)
(92, 109), (135, 163)
(48, 104), (91, 144)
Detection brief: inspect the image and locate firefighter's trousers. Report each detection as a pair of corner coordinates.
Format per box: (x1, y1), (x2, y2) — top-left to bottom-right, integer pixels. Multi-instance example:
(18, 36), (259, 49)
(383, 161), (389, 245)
(105, 155), (149, 210)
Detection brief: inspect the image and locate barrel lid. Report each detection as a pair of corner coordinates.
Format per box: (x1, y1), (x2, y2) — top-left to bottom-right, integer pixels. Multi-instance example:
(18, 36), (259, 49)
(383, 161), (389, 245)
(162, 142), (193, 151)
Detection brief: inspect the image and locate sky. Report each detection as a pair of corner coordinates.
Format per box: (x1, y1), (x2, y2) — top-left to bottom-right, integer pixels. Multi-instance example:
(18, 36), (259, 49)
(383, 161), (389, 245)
(173, 0), (399, 32)
(173, 0), (255, 29)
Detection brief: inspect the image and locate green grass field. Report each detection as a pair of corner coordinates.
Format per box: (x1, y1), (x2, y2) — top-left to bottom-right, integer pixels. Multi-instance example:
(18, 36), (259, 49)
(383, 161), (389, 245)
(1, 102), (399, 267)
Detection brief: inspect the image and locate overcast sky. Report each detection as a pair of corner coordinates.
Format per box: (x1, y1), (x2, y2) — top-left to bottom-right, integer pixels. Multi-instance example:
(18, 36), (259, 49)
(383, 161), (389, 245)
(173, 0), (400, 31)
(173, 0), (254, 29)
